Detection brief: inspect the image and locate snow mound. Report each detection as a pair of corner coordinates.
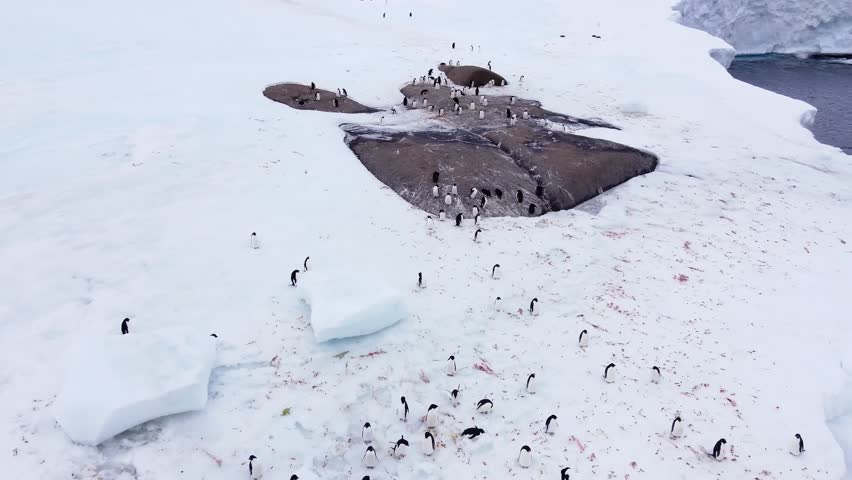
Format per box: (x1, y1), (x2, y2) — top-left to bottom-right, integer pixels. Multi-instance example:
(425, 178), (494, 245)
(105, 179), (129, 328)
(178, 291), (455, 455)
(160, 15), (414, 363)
(53, 326), (217, 446)
(300, 272), (406, 342)
(675, 0), (852, 55)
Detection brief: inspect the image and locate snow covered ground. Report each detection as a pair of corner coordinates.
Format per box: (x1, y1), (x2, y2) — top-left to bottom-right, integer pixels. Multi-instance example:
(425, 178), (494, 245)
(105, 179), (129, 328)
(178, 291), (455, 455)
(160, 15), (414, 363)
(1, 0), (851, 479)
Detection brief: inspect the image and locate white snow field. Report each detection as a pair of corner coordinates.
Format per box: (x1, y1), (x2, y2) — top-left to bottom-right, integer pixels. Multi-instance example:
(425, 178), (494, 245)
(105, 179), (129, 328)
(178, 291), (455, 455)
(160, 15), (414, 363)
(675, 0), (852, 55)
(1, 0), (851, 479)
(299, 272), (406, 342)
(52, 327), (217, 446)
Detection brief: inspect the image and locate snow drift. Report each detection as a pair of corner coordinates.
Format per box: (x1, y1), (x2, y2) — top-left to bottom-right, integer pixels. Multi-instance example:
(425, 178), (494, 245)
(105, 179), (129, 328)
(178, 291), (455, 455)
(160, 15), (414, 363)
(300, 272), (406, 342)
(53, 327), (217, 446)
(675, 0), (852, 55)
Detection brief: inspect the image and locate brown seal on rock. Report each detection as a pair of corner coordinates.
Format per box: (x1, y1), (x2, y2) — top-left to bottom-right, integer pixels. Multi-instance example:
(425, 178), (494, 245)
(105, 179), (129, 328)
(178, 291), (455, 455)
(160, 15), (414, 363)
(438, 64), (507, 87)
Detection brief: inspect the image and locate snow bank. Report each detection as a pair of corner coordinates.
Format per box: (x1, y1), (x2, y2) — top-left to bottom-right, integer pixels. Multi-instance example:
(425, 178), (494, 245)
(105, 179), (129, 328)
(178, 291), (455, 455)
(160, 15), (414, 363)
(675, 0), (852, 55)
(53, 327), (217, 446)
(300, 272), (406, 342)
(827, 356), (852, 479)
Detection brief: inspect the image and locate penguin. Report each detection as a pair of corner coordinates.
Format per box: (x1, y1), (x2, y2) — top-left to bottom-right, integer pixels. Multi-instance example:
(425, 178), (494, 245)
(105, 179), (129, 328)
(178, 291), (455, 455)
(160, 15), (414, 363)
(522, 109), (530, 120)
(510, 96), (516, 105)
(469, 101), (475, 110)
(403, 97), (408, 107)
(455, 213), (463, 226)
(475, 87), (479, 96)
(506, 108), (512, 119)
(604, 363), (616, 383)
(413, 100), (419, 108)
(545, 414), (558, 434)
(472, 205), (479, 217)
(561, 467), (570, 480)
(210, 333), (218, 338)
(310, 82), (315, 90)
(528, 203), (537, 215)
(578, 329), (589, 348)
(452, 97), (460, 107)
(470, 187), (478, 199)
(428, 68), (433, 77)
(452, 42), (455, 49)
(509, 114), (517, 126)
(422, 431), (436, 455)
(670, 416), (684, 438)
(535, 185), (544, 198)
(380, 116), (384, 124)
(445, 194), (453, 206)
(491, 264), (501, 279)
(250, 231), (259, 249)
(333, 98), (339, 108)
(342, 88), (348, 97)
(474, 228), (482, 243)
(520, 75), (525, 82)
(362, 446), (379, 468)
(517, 190), (524, 203)
(303, 256), (310, 271)
(290, 269), (299, 286)
(449, 386), (460, 406)
(474, 214), (480, 225)
(446, 355), (457, 376)
(476, 398), (493, 414)
(120, 318), (130, 335)
(493, 296), (502, 311)
(399, 396), (410, 421)
(315, 92), (320, 101)
(529, 297), (540, 315)
(421, 89), (429, 96)
(438, 107), (444, 116)
(417, 272), (426, 288)
(248, 455), (262, 480)
(432, 171), (440, 183)
(423, 99), (429, 107)
(438, 209), (446, 220)
(290, 475), (298, 480)
(362, 422), (373, 443)
(790, 433), (805, 456)
(518, 445), (532, 468)
(526, 373), (536, 393)
(426, 215), (434, 230)
(456, 106), (462, 115)
(432, 185), (439, 197)
(481, 188), (491, 197)
(495, 188), (503, 199)
(481, 97), (488, 107)
(461, 426), (485, 439)
(487, 60), (492, 70)
(711, 438), (727, 460)
(393, 435), (409, 457)
(451, 183), (458, 195)
(650, 366), (662, 384)
(480, 196), (487, 208)
(478, 110), (484, 119)
(425, 404), (439, 428)
(391, 106), (398, 114)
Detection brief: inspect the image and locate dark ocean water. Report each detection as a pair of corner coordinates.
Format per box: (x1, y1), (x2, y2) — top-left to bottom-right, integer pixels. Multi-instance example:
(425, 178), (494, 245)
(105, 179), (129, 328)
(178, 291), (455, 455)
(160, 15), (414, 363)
(728, 55), (852, 154)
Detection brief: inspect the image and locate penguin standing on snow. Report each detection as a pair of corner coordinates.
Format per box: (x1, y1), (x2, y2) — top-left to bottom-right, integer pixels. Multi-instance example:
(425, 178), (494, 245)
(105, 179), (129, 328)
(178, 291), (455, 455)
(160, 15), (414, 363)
(449, 386), (460, 406)
(303, 256), (310, 271)
(426, 215), (434, 230)
(290, 269), (299, 286)
(446, 355), (457, 376)
(438, 209), (446, 220)
(422, 431), (436, 455)
(650, 366), (662, 383)
(561, 467), (571, 479)
(362, 422), (374, 443)
(248, 455), (263, 480)
(526, 373), (536, 393)
(670, 416), (684, 438)
(425, 404), (439, 428)
(445, 193), (453, 206)
(399, 396), (410, 421)
(545, 414), (558, 434)
(432, 185), (439, 197)
(470, 187), (478, 199)
(362, 446), (379, 468)
(474, 214), (480, 225)
(578, 329), (589, 348)
(461, 426), (485, 439)
(493, 296), (502, 311)
(455, 213), (463, 226)
(604, 363), (616, 383)
(121, 318), (130, 335)
(474, 229), (482, 242)
(393, 435), (409, 457)
(518, 445), (532, 468)
(476, 398), (493, 414)
(517, 190), (524, 203)
(491, 264), (501, 279)
(711, 438), (727, 460)
(251, 232), (259, 249)
(417, 272), (426, 289)
(790, 433), (805, 456)
(529, 297), (540, 315)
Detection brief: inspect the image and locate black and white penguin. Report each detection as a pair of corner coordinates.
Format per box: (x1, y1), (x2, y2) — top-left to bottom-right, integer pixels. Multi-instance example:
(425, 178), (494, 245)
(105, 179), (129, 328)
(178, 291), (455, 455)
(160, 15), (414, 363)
(422, 431), (436, 455)
(475, 86), (480, 96)
(670, 416), (684, 438)
(333, 98), (339, 108)
(476, 398), (493, 414)
(650, 366), (662, 384)
(428, 104), (435, 111)
(310, 82), (315, 90)
(455, 213), (463, 226)
(399, 396), (410, 421)
(487, 60), (492, 70)
(290, 269), (299, 286)
(438, 107), (444, 115)
(711, 438), (727, 460)
(421, 88), (429, 96)
(578, 329), (589, 348)
(290, 475), (298, 480)
(445, 194), (453, 206)
(451, 183), (458, 195)
(522, 108), (530, 120)
(303, 256), (310, 271)
(121, 318), (130, 335)
(210, 333), (218, 338)
(393, 435), (409, 458)
(251, 231), (259, 249)
(481, 97), (488, 107)
(529, 297), (540, 316)
(491, 264), (501, 279)
(423, 99), (429, 107)
(510, 96), (516, 105)
(248, 455), (263, 480)
(362, 446), (379, 468)
(478, 110), (484, 119)
(403, 97), (408, 107)
(461, 426), (485, 439)
(362, 422), (374, 443)
(480, 196), (487, 208)
(417, 272), (426, 289)
(452, 42), (456, 49)
(426, 215), (434, 230)
(432, 185), (439, 197)
(493, 296), (502, 311)
(561, 467), (570, 480)
(472, 205), (479, 217)
(604, 363), (616, 383)
(517, 190), (524, 203)
(446, 355), (457, 376)
(432, 171), (440, 183)
(380, 116), (384, 124)
(470, 187), (478, 199)
(452, 97), (460, 107)
(495, 188), (503, 199)
(526, 373), (536, 393)
(438, 209), (446, 220)
(506, 108), (512, 119)
(528, 203), (537, 215)
(428, 68), (433, 77)
(509, 113), (517, 126)
(343, 88), (348, 97)
(535, 185), (544, 198)
(545, 414), (559, 434)
(315, 92), (321, 101)
(790, 433), (805, 456)
(474, 228), (482, 243)
(480, 188), (491, 197)
(518, 445), (532, 468)
(412, 99), (419, 108)
(469, 101), (476, 110)
(425, 404), (439, 428)
(474, 214), (480, 225)
(450, 386), (460, 406)
(456, 105), (462, 115)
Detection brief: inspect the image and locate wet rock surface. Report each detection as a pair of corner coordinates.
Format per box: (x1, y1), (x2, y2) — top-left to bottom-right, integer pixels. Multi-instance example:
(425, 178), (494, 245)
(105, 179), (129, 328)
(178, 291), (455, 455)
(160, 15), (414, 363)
(263, 83), (377, 114)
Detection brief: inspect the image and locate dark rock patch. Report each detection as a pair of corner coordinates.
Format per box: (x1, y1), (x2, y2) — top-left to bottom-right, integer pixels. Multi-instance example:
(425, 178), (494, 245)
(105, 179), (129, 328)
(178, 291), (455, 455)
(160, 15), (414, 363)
(263, 83), (378, 114)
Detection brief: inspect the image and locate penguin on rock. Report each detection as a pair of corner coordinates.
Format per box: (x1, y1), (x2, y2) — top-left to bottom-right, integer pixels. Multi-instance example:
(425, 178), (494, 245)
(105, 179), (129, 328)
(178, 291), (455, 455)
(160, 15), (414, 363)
(451, 183), (458, 195)
(472, 205), (479, 217)
(445, 193), (453, 206)
(470, 187), (478, 199)
(432, 185), (439, 197)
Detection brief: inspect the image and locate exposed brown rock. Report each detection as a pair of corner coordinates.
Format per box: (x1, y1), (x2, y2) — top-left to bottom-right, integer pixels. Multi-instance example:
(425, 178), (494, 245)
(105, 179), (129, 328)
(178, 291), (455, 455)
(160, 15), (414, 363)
(263, 83), (377, 114)
(438, 64), (508, 88)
